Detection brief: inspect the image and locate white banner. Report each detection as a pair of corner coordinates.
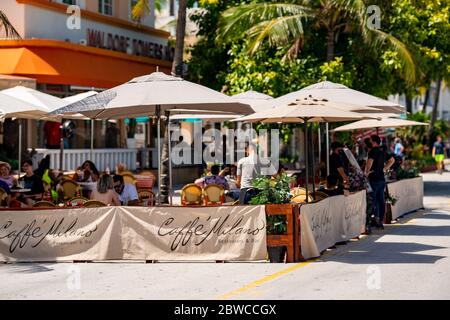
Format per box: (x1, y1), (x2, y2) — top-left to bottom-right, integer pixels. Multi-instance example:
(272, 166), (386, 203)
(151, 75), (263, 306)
(387, 177), (424, 220)
(300, 191), (366, 259)
(0, 206), (267, 262)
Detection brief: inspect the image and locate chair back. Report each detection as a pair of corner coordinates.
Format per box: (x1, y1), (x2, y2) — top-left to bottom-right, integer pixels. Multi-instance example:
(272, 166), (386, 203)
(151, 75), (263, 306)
(181, 183), (203, 206)
(121, 172), (136, 185)
(83, 200), (107, 208)
(138, 189), (155, 206)
(0, 187), (8, 206)
(61, 179), (81, 199)
(136, 171), (155, 190)
(33, 201), (56, 208)
(314, 191), (329, 201)
(291, 194), (313, 204)
(203, 184), (225, 206)
(67, 197), (89, 207)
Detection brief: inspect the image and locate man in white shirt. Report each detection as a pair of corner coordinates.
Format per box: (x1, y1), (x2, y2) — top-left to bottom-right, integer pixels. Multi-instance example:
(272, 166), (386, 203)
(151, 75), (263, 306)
(113, 175), (139, 206)
(237, 144), (262, 204)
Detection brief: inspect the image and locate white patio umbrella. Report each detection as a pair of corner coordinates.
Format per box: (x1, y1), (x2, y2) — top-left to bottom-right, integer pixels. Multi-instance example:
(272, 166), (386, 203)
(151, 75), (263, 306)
(62, 91), (98, 161)
(234, 96), (375, 201)
(50, 72), (253, 204)
(0, 88), (66, 174)
(331, 118), (428, 132)
(263, 81), (404, 175)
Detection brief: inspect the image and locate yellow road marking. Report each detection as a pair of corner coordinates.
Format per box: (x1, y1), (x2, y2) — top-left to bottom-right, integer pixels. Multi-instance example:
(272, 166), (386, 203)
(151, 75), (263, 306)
(216, 260), (315, 300)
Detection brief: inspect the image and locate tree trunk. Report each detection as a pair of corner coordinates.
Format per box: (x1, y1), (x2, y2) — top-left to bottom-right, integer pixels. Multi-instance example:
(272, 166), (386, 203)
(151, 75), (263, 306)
(160, 111), (171, 204)
(171, 0), (187, 76)
(326, 29), (335, 61)
(427, 80), (442, 149)
(422, 88), (430, 113)
(405, 95), (413, 114)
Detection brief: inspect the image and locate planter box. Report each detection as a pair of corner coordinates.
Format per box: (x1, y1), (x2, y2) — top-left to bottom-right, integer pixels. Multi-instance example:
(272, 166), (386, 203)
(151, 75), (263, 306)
(265, 204), (302, 262)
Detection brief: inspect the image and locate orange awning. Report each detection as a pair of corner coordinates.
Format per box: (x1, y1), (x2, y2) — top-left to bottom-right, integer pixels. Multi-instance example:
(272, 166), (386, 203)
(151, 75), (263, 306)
(0, 39), (172, 89)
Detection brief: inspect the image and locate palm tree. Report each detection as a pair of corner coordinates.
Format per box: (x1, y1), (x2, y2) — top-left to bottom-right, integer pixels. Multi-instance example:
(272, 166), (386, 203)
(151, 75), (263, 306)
(0, 10), (20, 38)
(217, 0), (416, 83)
(133, 0), (188, 203)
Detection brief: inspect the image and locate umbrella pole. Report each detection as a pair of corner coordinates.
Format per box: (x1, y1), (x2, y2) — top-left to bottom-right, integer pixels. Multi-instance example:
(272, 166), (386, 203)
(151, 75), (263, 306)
(318, 124), (321, 169)
(303, 119), (309, 203)
(90, 120), (94, 161)
(168, 113), (173, 206)
(311, 124), (316, 200)
(326, 122), (330, 176)
(59, 120), (64, 171)
(18, 119), (22, 177)
(156, 105), (161, 205)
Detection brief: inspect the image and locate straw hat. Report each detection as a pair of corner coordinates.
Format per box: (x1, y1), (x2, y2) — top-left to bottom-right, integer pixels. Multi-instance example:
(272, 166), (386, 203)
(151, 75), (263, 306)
(0, 161), (11, 171)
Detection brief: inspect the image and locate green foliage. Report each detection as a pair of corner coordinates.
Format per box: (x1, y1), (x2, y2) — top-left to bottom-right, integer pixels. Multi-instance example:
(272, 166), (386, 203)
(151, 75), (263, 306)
(266, 215), (287, 235)
(249, 172), (292, 205)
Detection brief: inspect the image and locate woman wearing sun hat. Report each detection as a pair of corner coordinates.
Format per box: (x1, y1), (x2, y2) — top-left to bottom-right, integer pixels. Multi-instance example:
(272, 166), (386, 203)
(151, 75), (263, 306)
(0, 162), (16, 188)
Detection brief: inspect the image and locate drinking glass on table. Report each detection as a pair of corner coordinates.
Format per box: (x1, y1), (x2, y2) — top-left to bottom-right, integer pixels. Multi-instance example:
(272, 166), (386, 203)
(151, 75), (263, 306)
(18, 181), (25, 189)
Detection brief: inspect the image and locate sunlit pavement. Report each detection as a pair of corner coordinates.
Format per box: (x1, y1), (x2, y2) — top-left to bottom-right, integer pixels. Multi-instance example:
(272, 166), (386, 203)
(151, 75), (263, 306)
(1, 172), (449, 300)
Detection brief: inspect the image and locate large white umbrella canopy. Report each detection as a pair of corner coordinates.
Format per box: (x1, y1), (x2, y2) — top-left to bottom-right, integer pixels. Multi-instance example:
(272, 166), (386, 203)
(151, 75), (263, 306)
(332, 118), (428, 132)
(263, 81), (403, 113)
(50, 72), (253, 119)
(171, 90), (274, 122)
(0, 92), (46, 119)
(232, 90), (274, 113)
(234, 96), (375, 123)
(2, 86), (66, 111)
(62, 91), (98, 104)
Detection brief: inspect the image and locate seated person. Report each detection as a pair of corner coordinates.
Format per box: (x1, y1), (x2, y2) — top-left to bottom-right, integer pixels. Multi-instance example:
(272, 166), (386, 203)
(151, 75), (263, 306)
(113, 175), (139, 206)
(0, 162), (17, 188)
(322, 175), (344, 197)
(73, 160), (100, 182)
(195, 165), (229, 190)
(17, 159), (45, 206)
(0, 179), (11, 206)
(90, 174), (121, 206)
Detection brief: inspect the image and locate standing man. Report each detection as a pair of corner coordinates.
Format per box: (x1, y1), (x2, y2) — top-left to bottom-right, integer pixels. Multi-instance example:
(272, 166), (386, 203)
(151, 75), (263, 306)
(432, 136), (446, 174)
(365, 135), (395, 229)
(236, 143), (261, 204)
(394, 138), (405, 159)
(329, 141), (349, 190)
(43, 121), (61, 149)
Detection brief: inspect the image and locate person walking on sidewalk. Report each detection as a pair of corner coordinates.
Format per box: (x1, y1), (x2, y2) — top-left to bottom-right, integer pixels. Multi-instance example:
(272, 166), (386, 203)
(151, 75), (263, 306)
(432, 136), (446, 174)
(365, 135), (395, 229)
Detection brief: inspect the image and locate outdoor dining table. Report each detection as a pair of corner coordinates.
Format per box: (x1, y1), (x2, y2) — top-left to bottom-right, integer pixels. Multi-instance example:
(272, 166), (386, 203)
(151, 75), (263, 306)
(10, 188), (32, 193)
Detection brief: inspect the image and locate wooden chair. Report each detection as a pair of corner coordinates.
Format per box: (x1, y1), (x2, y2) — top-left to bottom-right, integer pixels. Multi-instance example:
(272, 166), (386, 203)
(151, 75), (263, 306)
(136, 171), (155, 190)
(0, 187), (8, 206)
(203, 184), (225, 206)
(121, 172), (136, 185)
(138, 189), (155, 206)
(313, 191), (329, 201)
(291, 194), (313, 203)
(83, 200), (107, 208)
(67, 197), (89, 207)
(60, 179), (81, 200)
(33, 201), (57, 208)
(181, 183), (203, 206)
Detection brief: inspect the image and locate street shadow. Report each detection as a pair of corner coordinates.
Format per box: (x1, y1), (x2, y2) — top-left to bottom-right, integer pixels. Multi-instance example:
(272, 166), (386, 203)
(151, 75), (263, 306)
(323, 240), (446, 265)
(424, 181), (450, 197)
(389, 225), (450, 237)
(419, 213), (450, 221)
(5, 263), (54, 273)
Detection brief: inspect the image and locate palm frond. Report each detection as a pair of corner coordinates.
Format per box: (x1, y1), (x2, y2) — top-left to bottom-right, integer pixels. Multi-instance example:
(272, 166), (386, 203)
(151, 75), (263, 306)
(0, 10), (21, 39)
(217, 3), (311, 43)
(369, 29), (418, 84)
(245, 13), (307, 54)
(132, 0), (151, 22)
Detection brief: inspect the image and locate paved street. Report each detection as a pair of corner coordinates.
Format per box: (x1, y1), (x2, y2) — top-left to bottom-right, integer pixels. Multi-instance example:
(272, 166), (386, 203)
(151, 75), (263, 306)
(1, 172), (449, 300)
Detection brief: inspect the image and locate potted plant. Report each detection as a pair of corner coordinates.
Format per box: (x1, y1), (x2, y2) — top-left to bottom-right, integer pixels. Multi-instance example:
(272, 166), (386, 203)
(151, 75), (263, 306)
(249, 173), (294, 262)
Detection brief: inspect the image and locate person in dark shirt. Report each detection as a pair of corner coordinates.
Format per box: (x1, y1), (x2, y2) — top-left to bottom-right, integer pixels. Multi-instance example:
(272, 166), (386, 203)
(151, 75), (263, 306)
(365, 135), (395, 229)
(432, 136), (446, 174)
(18, 159), (44, 206)
(322, 175), (344, 197)
(329, 141), (349, 189)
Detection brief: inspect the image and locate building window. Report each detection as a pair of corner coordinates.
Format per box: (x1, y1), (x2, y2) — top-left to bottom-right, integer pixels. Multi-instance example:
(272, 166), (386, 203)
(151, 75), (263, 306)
(99, 0), (114, 16)
(62, 0), (77, 4)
